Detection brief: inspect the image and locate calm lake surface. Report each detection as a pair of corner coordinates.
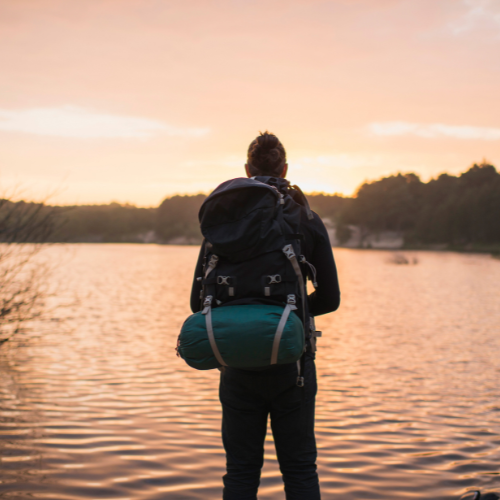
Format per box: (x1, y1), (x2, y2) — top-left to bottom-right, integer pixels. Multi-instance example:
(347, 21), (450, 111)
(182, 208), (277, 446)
(1, 245), (500, 500)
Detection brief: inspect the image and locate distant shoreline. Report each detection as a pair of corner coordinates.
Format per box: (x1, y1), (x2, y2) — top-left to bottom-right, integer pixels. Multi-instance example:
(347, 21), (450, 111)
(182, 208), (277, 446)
(42, 240), (500, 257)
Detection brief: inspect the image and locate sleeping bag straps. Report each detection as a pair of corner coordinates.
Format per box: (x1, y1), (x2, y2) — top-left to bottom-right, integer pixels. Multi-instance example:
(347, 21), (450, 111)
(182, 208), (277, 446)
(202, 295), (228, 367)
(270, 294), (297, 365)
(202, 292), (303, 371)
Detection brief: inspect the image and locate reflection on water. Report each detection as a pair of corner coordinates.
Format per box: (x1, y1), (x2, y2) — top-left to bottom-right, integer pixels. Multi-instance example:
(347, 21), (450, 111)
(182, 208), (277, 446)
(1, 245), (499, 499)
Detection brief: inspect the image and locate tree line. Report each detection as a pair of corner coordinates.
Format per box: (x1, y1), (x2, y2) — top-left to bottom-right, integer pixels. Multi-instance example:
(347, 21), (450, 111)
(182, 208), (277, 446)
(336, 162), (500, 250)
(41, 192), (347, 244)
(2, 162), (499, 250)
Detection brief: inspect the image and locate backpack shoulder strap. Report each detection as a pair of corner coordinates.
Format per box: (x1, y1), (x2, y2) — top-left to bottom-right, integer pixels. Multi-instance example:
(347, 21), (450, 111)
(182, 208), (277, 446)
(289, 184), (314, 220)
(253, 175), (314, 220)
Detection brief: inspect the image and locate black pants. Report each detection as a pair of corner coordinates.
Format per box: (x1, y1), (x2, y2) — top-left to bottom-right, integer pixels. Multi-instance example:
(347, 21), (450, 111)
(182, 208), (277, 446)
(219, 352), (320, 500)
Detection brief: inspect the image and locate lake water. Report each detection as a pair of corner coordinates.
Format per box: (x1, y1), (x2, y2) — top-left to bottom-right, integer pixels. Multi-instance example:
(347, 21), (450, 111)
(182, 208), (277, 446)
(1, 245), (500, 500)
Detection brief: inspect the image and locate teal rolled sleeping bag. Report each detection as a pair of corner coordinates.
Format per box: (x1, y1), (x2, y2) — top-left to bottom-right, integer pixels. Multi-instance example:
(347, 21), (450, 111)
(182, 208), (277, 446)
(177, 304), (305, 370)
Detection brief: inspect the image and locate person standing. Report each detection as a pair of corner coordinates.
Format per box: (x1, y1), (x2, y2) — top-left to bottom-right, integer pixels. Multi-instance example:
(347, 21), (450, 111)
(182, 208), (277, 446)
(190, 131), (341, 500)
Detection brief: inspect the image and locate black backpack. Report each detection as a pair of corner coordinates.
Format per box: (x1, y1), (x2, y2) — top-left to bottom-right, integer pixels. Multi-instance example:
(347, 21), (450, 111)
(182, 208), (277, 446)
(196, 176), (319, 382)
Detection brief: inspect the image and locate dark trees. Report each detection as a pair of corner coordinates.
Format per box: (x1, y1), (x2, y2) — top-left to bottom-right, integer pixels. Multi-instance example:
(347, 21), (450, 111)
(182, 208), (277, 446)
(53, 203), (156, 243)
(156, 194), (206, 243)
(339, 162), (500, 247)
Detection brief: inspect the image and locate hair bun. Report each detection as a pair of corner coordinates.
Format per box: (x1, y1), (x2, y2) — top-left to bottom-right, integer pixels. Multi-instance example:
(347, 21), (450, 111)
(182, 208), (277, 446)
(257, 133), (278, 152)
(247, 131), (286, 176)
(264, 148), (280, 164)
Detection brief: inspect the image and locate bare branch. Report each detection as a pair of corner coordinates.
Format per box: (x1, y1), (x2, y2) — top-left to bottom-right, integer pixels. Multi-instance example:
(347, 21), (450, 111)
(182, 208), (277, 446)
(0, 195), (61, 344)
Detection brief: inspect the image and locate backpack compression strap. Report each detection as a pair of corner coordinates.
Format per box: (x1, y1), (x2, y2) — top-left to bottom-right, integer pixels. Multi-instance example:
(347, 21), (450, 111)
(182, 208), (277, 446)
(282, 244), (306, 325)
(291, 184), (314, 220)
(202, 295), (228, 367)
(283, 244), (307, 387)
(270, 294), (298, 365)
(204, 254), (219, 279)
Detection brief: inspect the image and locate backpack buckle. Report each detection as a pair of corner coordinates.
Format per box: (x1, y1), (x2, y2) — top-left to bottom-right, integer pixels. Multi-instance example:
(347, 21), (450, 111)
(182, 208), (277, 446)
(204, 255), (219, 279)
(296, 376), (305, 387)
(217, 276), (230, 285)
(282, 244), (295, 259)
(202, 295), (213, 315)
(268, 274), (281, 284)
(287, 294), (296, 305)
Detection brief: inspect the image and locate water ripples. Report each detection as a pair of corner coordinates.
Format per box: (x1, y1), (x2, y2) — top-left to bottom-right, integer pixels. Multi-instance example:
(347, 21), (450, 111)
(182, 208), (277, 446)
(1, 245), (500, 499)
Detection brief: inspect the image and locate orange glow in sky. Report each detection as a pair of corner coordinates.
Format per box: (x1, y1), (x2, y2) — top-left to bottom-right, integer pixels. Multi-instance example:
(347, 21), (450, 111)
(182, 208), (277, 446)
(1, 0), (499, 205)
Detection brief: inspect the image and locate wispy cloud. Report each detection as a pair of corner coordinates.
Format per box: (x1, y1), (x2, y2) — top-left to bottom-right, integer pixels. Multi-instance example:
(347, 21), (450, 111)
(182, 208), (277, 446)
(369, 121), (500, 140)
(451, 0), (500, 34)
(0, 106), (209, 139)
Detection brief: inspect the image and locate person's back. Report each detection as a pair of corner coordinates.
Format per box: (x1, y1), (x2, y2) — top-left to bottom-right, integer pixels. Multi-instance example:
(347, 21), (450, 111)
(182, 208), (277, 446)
(190, 131), (340, 499)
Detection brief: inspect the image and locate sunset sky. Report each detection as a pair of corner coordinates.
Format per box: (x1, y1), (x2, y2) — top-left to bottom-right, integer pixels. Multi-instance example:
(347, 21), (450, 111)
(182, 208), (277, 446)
(1, 0), (500, 206)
